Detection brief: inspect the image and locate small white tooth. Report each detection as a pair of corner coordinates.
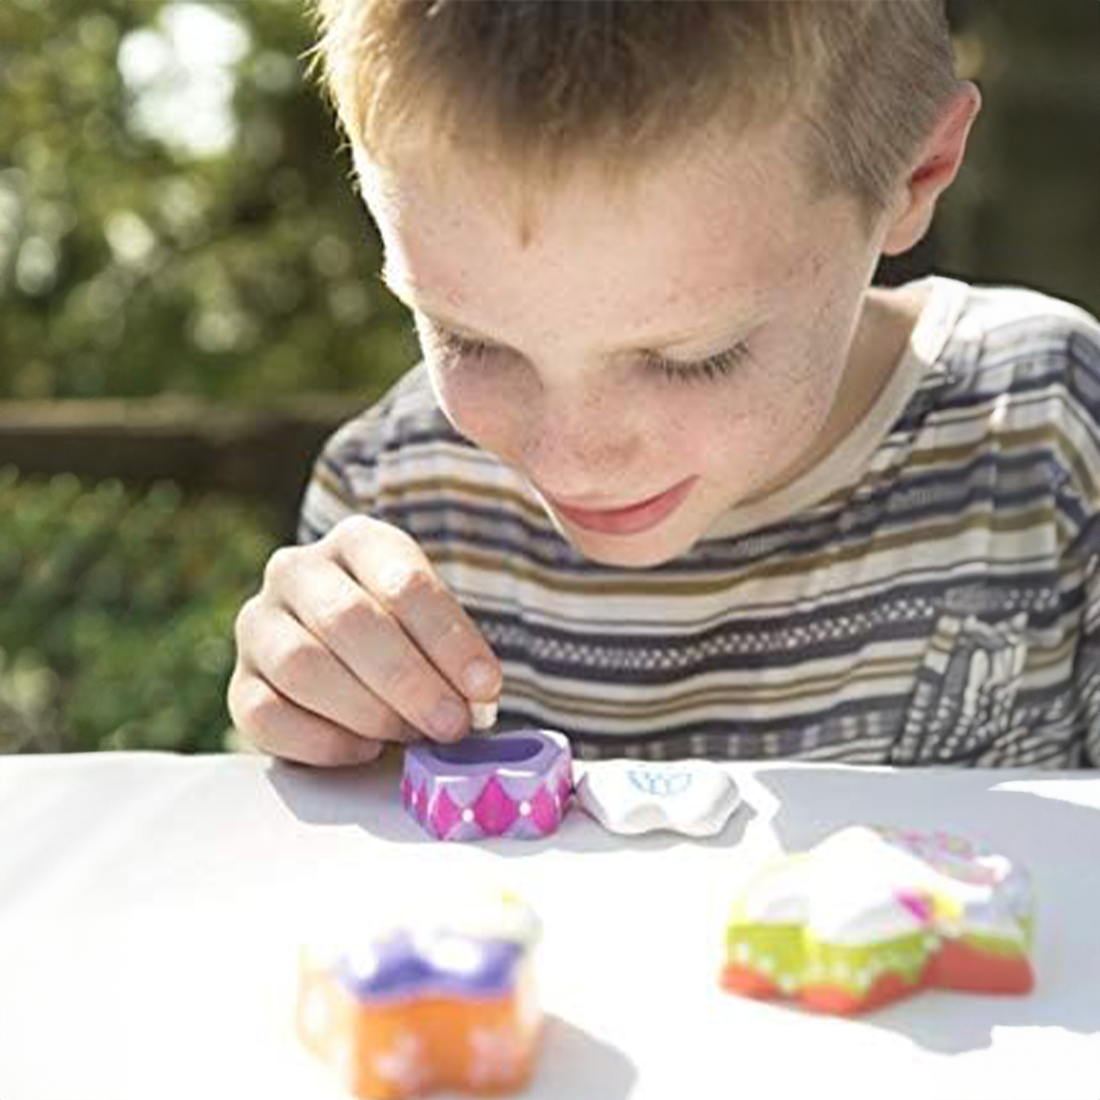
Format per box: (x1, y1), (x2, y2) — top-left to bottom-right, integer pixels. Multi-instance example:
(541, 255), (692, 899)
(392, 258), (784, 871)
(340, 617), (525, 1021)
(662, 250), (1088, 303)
(469, 700), (498, 731)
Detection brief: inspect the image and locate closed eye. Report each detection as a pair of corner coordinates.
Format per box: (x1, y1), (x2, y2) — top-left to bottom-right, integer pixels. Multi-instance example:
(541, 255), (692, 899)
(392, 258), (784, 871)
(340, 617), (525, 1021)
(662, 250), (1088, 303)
(428, 327), (752, 384)
(643, 342), (752, 383)
(432, 329), (499, 364)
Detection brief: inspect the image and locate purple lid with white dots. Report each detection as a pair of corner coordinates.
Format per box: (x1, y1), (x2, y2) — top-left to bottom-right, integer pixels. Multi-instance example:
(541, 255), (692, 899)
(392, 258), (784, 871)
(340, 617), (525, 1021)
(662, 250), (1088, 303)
(336, 931), (524, 1001)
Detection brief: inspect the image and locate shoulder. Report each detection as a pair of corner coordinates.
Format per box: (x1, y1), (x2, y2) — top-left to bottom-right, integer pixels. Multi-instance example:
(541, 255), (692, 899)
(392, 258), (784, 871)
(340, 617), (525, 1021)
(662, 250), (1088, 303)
(930, 280), (1100, 479)
(948, 280), (1100, 402)
(913, 279), (1100, 553)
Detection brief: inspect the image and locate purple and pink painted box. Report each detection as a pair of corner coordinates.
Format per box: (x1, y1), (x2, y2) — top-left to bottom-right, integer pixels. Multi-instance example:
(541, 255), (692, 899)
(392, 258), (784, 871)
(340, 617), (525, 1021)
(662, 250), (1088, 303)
(401, 728), (574, 841)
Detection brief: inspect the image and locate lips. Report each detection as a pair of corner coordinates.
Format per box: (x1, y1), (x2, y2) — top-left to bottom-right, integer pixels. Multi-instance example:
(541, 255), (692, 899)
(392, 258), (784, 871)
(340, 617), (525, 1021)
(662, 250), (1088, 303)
(547, 476), (697, 536)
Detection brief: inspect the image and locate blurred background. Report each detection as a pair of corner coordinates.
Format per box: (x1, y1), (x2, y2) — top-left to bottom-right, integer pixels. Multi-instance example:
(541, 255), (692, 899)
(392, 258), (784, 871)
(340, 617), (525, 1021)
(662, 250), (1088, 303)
(0, 0), (1097, 755)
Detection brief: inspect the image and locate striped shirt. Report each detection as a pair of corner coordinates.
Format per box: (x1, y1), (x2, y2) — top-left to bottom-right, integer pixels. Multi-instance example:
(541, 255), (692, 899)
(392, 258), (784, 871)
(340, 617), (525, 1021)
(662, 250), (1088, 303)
(300, 276), (1100, 767)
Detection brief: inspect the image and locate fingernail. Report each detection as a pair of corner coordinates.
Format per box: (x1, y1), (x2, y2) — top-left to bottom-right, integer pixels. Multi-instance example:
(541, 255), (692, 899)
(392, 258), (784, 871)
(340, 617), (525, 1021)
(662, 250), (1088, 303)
(428, 697), (467, 739)
(464, 658), (497, 696)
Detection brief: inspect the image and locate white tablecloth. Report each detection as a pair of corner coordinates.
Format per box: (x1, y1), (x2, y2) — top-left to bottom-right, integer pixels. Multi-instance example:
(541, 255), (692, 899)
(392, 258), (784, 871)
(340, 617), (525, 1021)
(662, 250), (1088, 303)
(1, 751), (1098, 1100)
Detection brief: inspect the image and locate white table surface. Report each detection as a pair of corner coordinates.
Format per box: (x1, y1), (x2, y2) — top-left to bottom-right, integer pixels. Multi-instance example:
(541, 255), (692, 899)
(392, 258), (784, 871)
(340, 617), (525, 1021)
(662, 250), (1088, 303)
(0, 750), (1098, 1100)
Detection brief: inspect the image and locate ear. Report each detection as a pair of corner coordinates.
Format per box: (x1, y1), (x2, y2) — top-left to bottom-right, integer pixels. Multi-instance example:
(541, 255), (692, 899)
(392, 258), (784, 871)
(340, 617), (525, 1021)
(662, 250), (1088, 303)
(881, 82), (982, 256)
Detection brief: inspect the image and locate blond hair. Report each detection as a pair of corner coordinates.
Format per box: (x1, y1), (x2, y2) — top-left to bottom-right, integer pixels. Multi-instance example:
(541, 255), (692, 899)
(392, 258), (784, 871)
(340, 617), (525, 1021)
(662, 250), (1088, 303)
(310, 0), (961, 227)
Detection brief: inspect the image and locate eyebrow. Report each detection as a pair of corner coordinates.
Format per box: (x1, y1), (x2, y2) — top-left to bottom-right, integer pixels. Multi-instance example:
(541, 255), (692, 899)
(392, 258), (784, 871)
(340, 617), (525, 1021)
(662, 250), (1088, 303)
(379, 262), (761, 355)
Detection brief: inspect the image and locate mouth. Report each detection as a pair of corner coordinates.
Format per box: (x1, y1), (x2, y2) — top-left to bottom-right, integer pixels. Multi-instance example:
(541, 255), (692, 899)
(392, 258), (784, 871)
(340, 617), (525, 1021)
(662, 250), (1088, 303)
(546, 476), (698, 536)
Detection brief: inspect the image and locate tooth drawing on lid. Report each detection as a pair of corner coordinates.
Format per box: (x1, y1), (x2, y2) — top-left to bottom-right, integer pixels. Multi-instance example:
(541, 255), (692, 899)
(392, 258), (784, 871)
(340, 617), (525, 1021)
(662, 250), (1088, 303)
(576, 759), (741, 837)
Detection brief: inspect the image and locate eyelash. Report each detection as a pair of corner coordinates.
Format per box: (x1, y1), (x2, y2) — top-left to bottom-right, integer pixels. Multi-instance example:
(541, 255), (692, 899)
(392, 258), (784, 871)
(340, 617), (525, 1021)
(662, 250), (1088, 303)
(643, 343), (751, 383)
(431, 330), (751, 384)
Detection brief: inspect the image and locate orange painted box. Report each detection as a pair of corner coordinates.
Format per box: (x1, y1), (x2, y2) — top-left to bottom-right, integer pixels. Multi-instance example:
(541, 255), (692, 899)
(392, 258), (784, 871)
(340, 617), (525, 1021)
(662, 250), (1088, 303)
(297, 891), (542, 1099)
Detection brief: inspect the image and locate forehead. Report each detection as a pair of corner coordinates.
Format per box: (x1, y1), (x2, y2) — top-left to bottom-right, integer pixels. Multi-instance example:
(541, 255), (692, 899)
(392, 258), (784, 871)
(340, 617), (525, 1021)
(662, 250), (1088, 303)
(358, 122), (845, 334)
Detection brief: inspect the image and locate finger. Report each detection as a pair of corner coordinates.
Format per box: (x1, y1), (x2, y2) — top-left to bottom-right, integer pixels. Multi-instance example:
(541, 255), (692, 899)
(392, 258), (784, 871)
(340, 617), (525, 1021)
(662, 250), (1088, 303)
(333, 516), (503, 705)
(263, 546), (473, 742)
(227, 666), (386, 767)
(237, 599), (412, 743)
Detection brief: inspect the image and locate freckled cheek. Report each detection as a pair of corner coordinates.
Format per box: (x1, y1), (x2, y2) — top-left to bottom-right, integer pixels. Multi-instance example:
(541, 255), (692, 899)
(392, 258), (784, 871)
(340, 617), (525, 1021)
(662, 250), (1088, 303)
(656, 400), (727, 473)
(758, 375), (828, 441)
(690, 368), (835, 475)
(775, 348), (843, 439)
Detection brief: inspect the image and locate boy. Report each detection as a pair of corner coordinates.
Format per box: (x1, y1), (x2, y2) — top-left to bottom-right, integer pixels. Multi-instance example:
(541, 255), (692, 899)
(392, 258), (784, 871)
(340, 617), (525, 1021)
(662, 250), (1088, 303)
(228, 1), (1099, 768)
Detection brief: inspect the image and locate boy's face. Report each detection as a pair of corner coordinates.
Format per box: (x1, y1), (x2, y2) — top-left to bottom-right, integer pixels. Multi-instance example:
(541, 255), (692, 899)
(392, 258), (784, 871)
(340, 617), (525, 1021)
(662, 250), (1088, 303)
(359, 121), (893, 567)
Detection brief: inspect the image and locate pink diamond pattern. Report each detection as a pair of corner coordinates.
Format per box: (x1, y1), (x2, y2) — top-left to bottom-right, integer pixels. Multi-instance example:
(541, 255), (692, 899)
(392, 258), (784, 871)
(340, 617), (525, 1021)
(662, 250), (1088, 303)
(414, 782), (428, 823)
(400, 776), (413, 809)
(556, 770), (573, 807)
(473, 777), (519, 835)
(529, 784), (560, 835)
(429, 787), (463, 839)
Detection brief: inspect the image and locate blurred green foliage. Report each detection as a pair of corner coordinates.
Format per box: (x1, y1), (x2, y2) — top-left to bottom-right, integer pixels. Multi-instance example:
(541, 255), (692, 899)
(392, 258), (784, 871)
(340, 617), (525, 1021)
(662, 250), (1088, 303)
(0, 0), (418, 401)
(0, 469), (277, 752)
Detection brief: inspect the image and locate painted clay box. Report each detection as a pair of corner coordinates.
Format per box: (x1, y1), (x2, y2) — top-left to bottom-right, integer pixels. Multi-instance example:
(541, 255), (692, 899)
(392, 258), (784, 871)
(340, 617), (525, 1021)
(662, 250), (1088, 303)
(402, 728), (573, 841)
(722, 825), (1035, 1014)
(297, 890), (542, 1098)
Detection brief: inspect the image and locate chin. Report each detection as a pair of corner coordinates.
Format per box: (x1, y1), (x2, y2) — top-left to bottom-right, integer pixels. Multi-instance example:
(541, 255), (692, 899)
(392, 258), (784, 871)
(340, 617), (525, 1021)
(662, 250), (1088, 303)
(562, 525), (697, 570)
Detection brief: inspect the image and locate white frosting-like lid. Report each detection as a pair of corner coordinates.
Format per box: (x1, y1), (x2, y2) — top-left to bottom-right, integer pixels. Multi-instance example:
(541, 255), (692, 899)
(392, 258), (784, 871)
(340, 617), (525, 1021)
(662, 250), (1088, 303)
(735, 825), (1033, 947)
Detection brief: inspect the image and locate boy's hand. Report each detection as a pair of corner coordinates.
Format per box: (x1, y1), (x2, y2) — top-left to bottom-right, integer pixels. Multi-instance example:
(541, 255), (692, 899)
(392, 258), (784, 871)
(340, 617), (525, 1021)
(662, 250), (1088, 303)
(228, 514), (502, 766)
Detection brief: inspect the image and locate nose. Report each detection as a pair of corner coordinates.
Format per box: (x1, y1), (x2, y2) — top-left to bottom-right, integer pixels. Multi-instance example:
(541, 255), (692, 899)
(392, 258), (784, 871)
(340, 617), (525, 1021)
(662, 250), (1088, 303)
(517, 383), (644, 497)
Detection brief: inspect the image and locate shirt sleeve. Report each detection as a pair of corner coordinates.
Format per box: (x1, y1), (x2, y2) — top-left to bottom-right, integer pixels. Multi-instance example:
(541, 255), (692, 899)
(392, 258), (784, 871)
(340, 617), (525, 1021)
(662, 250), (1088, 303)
(1065, 318), (1100, 764)
(1077, 526), (1100, 765)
